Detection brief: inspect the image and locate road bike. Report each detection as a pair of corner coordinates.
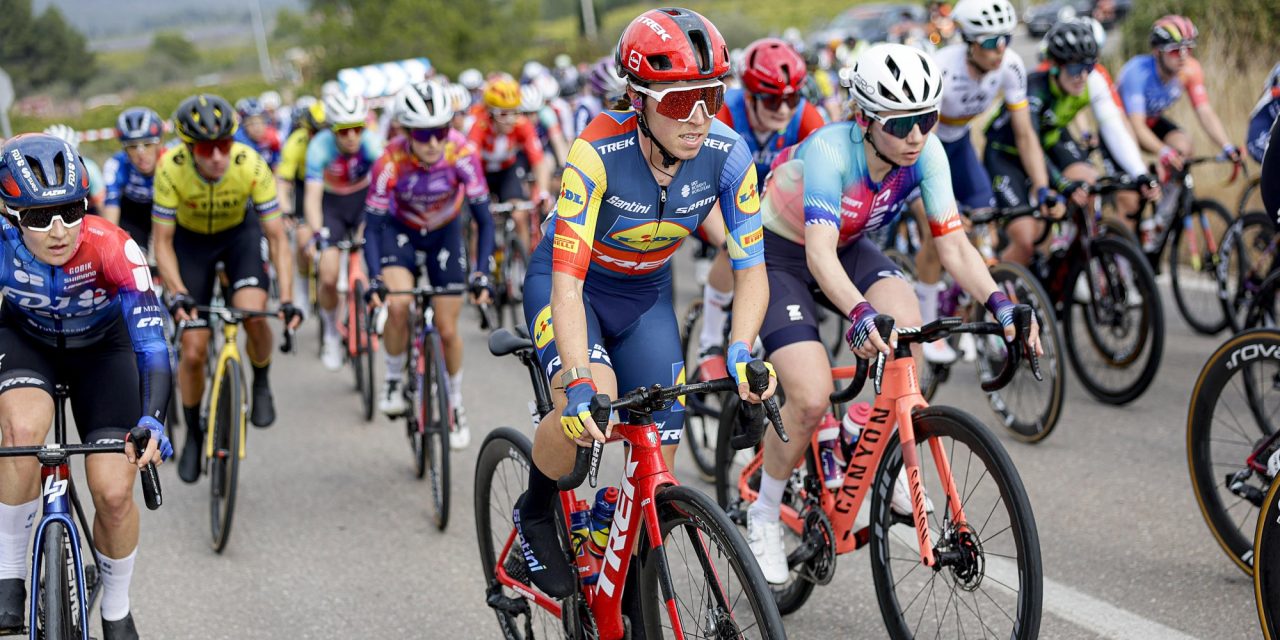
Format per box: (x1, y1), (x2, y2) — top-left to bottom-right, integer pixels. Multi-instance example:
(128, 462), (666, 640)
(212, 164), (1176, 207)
(331, 237), (377, 421)
(489, 201), (536, 329)
(475, 327), (787, 639)
(715, 311), (1043, 638)
(1253, 474), (1280, 638)
(0, 384), (162, 640)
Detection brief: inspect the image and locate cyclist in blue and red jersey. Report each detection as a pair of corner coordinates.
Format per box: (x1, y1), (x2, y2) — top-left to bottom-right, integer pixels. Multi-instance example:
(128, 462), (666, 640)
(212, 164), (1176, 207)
(102, 107), (166, 250)
(364, 81), (494, 449)
(0, 134), (171, 640)
(235, 97), (282, 170)
(511, 8), (777, 599)
(694, 37), (827, 378)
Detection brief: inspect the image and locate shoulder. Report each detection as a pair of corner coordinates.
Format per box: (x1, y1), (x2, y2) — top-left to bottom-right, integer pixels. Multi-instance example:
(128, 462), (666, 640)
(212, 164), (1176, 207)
(156, 145), (190, 177)
(578, 110), (638, 144)
(936, 44), (963, 66)
(1180, 57), (1204, 82)
(1002, 49), (1026, 74)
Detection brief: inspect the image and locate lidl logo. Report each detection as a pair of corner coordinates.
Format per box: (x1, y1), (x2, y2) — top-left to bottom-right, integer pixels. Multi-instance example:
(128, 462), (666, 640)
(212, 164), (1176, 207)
(533, 305), (554, 349)
(736, 172), (761, 215)
(605, 217), (696, 251)
(558, 168), (588, 220)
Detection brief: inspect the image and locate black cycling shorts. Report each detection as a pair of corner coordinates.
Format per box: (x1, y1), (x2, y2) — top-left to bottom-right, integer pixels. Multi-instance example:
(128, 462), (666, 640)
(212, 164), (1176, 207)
(175, 218), (269, 313)
(117, 196), (152, 251)
(319, 187), (368, 249)
(1149, 115), (1182, 141)
(486, 166), (527, 203)
(759, 230), (905, 354)
(0, 318), (142, 445)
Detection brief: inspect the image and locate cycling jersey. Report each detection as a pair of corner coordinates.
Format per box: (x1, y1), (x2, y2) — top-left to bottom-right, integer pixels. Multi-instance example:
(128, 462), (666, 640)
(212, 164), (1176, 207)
(102, 150), (155, 247)
(936, 44), (1028, 144)
(1036, 60), (1124, 110)
(305, 128), (383, 195)
(235, 127), (282, 169)
(468, 106), (545, 173)
(151, 142), (281, 234)
(277, 128), (311, 183)
(548, 111), (765, 280)
(0, 215), (168, 422)
(1117, 54), (1209, 124)
(760, 122), (961, 247)
(1247, 62), (1280, 163)
(364, 132), (493, 277)
(1264, 117), (1280, 228)
(573, 95), (604, 142)
(82, 156), (105, 212)
(715, 88), (826, 189)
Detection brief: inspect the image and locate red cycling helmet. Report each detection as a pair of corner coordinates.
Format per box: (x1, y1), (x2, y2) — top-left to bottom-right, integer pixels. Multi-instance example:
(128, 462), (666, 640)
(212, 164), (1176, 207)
(1150, 15), (1198, 48)
(614, 7), (730, 84)
(740, 38), (807, 95)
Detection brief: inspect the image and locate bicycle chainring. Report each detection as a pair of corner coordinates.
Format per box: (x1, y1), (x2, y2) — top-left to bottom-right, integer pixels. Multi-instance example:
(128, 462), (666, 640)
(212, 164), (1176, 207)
(799, 506), (837, 585)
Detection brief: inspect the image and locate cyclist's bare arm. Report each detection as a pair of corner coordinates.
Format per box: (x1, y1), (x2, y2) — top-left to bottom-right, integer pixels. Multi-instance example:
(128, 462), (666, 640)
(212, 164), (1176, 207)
(1127, 112), (1167, 154)
(550, 271), (591, 385)
(534, 154), (554, 203)
(549, 130), (570, 167)
(303, 180), (325, 234)
(728, 263), (774, 402)
(276, 178), (294, 216)
(1193, 102), (1234, 152)
(262, 216), (299, 322)
(1009, 107), (1051, 193)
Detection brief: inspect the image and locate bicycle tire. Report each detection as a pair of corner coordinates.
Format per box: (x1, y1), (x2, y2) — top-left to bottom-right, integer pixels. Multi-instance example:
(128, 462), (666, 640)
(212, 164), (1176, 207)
(1187, 328), (1280, 576)
(1220, 211), (1277, 333)
(420, 331), (452, 531)
(1169, 198), (1231, 335)
(1254, 475), (1280, 639)
(209, 362), (243, 554)
(1061, 235), (1164, 405)
(679, 298), (721, 483)
(36, 521), (76, 640)
(354, 281), (375, 422)
(505, 238), (529, 329)
(474, 428), (568, 639)
(976, 261), (1066, 442)
(637, 485), (787, 639)
(869, 406), (1042, 640)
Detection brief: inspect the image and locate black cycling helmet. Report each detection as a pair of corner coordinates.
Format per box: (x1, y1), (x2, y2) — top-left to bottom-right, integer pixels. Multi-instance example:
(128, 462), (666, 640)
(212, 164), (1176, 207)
(173, 94), (238, 143)
(1044, 21), (1099, 65)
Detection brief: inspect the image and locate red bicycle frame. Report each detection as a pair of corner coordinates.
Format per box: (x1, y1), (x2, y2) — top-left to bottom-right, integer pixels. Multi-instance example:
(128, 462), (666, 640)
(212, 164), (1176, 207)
(339, 243), (376, 356)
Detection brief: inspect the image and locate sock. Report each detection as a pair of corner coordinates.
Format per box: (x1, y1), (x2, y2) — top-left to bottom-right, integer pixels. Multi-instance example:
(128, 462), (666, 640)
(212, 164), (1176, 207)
(522, 463), (559, 517)
(183, 405), (202, 435)
(320, 307), (339, 340)
(384, 352), (407, 382)
(748, 470), (788, 523)
(916, 280), (941, 325)
(293, 271), (309, 312)
(449, 370), (463, 409)
(0, 499), (39, 580)
(251, 361), (270, 390)
(699, 283), (734, 353)
(95, 548), (135, 622)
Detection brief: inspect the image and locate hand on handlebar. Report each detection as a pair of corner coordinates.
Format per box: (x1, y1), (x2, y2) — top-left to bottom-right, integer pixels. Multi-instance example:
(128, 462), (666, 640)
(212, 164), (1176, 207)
(365, 277), (389, 308)
(985, 292), (1042, 357)
(127, 417), (170, 467)
(726, 341), (777, 403)
(169, 292), (197, 323)
(561, 378), (609, 446)
(1034, 186), (1067, 220)
(468, 272), (493, 305)
(279, 302), (305, 331)
(846, 301), (894, 359)
(1137, 174), (1161, 202)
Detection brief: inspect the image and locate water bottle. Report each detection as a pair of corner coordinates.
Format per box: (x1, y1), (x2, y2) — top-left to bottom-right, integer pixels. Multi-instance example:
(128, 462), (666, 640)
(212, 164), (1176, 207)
(570, 500), (601, 584)
(583, 487), (619, 584)
(818, 413), (844, 489)
(841, 402), (872, 459)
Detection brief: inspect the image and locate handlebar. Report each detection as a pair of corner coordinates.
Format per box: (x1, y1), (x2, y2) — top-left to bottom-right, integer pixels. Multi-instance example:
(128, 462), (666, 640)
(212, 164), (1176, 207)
(829, 307), (1040, 404)
(0, 426), (163, 511)
(192, 305), (296, 354)
(557, 362), (784, 491)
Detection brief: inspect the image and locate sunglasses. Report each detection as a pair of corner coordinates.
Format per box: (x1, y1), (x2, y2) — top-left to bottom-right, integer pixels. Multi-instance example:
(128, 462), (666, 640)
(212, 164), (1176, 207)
(191, 139), (233, 157)
(864, 109), (939, 139)
(1160, 44), (1193, 57)
(409, 126), (450, 143)
(490, 109), (519, 120)
(969, 34), (1011, 50)
(1060, 61), (1095, 77)
(123, 141), (160, 151)
(334, 125), (365, 137)
(631, 80), (726, 123)
(753, 92), (801, 111)
(8, 199), (87, 232)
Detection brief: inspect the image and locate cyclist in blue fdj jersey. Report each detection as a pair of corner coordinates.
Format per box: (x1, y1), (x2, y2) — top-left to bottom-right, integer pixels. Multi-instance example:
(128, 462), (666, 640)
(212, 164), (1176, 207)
(511, 8), (777, 600)
(103, 107), (166, 250)
(1264, 116), (1280, 229)
(234, 97), (282, 171)
(0, 134), (171, 640)
(1247, 62), (1280, 165)
(745, 44), (1044, 584)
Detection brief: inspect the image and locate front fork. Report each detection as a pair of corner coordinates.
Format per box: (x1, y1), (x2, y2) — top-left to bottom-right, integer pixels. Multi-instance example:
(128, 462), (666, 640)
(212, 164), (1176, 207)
(895, 398), (967, 569)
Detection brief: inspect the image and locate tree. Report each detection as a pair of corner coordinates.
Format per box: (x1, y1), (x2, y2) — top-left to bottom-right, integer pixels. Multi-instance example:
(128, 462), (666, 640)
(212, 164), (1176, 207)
(0, 0), (96, 94)
(150, 31), (200, 68)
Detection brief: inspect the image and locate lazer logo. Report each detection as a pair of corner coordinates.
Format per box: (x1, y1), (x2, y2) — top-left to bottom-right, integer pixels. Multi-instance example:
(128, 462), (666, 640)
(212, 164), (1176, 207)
(597, 454), (640, 597)
(1226, 343), (1280, 370)
(43, 474), (68, 504)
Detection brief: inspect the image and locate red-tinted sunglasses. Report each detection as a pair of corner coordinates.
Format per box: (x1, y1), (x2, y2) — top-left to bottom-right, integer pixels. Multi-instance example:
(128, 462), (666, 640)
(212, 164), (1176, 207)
(191, 139), (233, 157)
(632, 80), (726, 122)
(753, 92), (801, 111)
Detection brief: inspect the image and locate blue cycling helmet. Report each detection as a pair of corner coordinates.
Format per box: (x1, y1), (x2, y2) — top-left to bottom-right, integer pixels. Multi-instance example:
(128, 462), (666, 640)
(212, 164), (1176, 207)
(0, 133), (90, 210)
(236, 97), (267, 120)
(116, 107), (165, 144)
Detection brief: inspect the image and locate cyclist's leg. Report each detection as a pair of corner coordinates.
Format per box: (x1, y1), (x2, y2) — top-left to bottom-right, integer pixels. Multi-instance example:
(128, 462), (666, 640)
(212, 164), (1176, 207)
(421, 215), (470, 440)
(989, 147), (1041, 266)
(223, 221), (275, 427)
(173, 228), (218, 459)
(488, 166), (529, 247)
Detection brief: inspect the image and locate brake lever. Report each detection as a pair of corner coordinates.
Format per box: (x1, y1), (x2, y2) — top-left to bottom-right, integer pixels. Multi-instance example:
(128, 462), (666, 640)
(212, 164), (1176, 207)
(871, 315), (895, 396)
(1021, 308), (1043, 382)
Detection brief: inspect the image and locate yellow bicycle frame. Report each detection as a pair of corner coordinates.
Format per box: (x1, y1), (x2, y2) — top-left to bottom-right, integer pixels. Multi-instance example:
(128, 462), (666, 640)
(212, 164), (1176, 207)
(204, 321), (247, 461)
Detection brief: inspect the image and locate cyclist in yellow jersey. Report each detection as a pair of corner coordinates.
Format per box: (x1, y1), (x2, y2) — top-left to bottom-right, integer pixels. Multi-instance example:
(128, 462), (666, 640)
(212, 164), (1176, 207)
(277, 100), (325, 306)
(151, 94), (305, 484)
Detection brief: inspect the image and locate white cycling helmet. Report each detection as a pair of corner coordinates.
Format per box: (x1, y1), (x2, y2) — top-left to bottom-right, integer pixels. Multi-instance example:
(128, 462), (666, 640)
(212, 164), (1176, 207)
(321, 80), (343, 98)
(459, 68), (484, 91)
(43, 124), (80, 149)
(394, 80), (454, 129)
(953, 0), (1018, 39)
(846, 44), (943, 114)
(447, 83), (472, 112)
(532, 74), (559, 105)
(1076, 16), (1106, 50)
(323, 92), (368, 127)
(518, 84), (544, 114)
(259, 90), (283, 111)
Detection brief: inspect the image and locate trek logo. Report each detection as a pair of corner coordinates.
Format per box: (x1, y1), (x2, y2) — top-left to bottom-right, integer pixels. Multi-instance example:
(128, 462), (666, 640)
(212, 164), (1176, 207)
(637, 16), (673, 41)
(594, 252), (667, 271)
(43, 473), (68, 504)
(597, 454), (640, 597)
(1226, 342), (1280, 370)
(703, 138), (732, 152)
(598, 137), (636, 155)
(659, 429), (682, 442)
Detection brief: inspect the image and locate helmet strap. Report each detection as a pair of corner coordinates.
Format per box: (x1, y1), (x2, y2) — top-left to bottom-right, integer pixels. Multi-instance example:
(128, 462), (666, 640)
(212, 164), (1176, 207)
(634, 100), (680, 171)
(857, 116), (899, 170)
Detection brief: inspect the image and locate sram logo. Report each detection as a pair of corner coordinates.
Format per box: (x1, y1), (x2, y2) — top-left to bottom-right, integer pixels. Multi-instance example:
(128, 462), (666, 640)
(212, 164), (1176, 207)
(43, 474), (68, 504)
(596, 454), (640, 597)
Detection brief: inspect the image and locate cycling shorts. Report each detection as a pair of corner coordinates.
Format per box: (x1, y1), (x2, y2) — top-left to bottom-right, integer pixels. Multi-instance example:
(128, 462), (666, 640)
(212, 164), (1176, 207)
(377, 215), (467, 294)
(987, 132), (1089, 209)
(0, 317), (142, 445)
(486, 166), (527, 203)
(176, 218), (269, 317)
(1248, 111), (1277, 164)
(522, 244), (686, 445)
(290, 178), (306, 221)
(759, 230), (905, 354)
(117, 196), (153, 251)
(1149, 115), (1181, 141)
(319, 187), (369, 249)
(941, 135), (996, 211)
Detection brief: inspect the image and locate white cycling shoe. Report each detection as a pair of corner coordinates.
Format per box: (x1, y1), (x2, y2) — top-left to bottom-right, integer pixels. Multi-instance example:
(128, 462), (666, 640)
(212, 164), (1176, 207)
(891, 467), (935, 517)
(747, 510), (790, 585)
(922, 339), (958, 364)
(450, 406), (472, 450)
(321, 335), (343, 372)
(379, 379), (408, 417)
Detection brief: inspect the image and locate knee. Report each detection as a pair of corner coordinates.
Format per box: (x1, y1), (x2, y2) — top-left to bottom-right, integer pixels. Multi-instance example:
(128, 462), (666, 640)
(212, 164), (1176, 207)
(0, 421), (44, 447)
(436, 320), (458, 344)
(180, 341), (208, 368)
(784, 392), (831, 436)
(387, 299), (411, 325)
(91, 483), (135, 528)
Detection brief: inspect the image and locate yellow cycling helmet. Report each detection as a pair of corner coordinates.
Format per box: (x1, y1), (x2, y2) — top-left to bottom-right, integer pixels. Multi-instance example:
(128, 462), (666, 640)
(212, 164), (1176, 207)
(483, 78), (521, 110)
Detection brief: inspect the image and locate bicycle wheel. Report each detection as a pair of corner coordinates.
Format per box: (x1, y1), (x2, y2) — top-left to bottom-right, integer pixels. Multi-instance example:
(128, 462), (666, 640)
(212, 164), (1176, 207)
(36, 521), (77, 639)
(504, 238), (528, 328)
(474, 427), (567, 639)
(1061, 236), (1164, 405)
(869, 406), (1042, 640)
(973, 262), (1066, 442)
(1255, 476), (1280, 638)
(636, 484), (787, 639)
(1187, 329), (1280, 576)
(353, 281), (375, 422)
(209, 362), (243, 553)
(679, 299), (722, 483)
(1220, 212), (1278, 332)
(417, 331), (451, 531)
(1169, 199), (1232, 335)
